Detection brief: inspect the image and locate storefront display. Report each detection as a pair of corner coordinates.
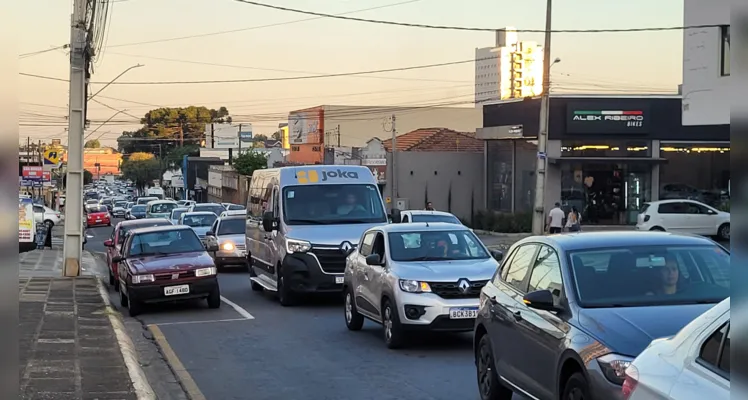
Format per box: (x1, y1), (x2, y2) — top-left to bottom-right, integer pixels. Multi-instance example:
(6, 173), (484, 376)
(659, 143), (730, 208)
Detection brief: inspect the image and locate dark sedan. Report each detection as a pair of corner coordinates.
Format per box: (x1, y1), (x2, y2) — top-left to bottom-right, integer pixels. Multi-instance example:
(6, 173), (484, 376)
(128, 204), (147, 220)
(114, 225), (221, 317)
(474, 231), (729, 400)
(104, 218), (173, 291)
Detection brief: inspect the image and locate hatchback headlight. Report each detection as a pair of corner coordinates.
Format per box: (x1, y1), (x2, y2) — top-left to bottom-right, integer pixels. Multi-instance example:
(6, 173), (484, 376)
(597, 353), (634, 385)
(398, 279), (432, 293)
(132, 274), (154, 284)
(286, 239), (311, 253)
(222, 242), (235, 251)
(195, 267), (217, 277)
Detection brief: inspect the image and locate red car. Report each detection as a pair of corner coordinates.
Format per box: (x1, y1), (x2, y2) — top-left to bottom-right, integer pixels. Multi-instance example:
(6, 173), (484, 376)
(104, 218), (173, 291)
(113, 225), (221, 317)
(86, 205), (111, 227)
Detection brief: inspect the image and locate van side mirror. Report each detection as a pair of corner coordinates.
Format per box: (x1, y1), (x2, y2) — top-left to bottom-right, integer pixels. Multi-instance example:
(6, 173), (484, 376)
(365, 254), (383, 266)
(391, 208), (402, 224)
(262, 211), (277, 232)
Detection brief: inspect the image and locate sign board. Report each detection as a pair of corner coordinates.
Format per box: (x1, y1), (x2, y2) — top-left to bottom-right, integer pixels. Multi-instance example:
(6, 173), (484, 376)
(362, 158), (386, 166)
(22, 166), (43, 180)
(239, 127), (253, 142)
(36, 223), (47, 249)
(43, 149), (61, 170)
(18, 198), (34, 243)
(20, 179), (33, 187)
(171, 175), (185, 188)
(289, 112), (321, 145)
(42, 171), (51, 181)
(566, 103), (650, 134)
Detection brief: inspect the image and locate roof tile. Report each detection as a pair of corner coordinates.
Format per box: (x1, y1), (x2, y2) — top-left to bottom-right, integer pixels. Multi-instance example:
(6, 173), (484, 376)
(382, 128), (483, 152)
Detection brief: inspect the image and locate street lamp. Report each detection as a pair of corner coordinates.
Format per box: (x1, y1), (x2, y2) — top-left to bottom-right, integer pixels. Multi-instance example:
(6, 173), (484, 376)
(88, 63), (144, 101)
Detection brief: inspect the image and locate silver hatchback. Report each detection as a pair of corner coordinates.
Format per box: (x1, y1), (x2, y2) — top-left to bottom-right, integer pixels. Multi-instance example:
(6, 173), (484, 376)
(343, 222), (503, 348)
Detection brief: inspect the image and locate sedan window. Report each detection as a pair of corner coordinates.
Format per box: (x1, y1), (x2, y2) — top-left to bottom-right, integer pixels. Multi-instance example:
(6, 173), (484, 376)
(500, 244), (538, 292)
(527, 245), (563, 298)
(128, 229), (204, 256)
(698, 322), (730, 377)
(387, 230), (489, 261)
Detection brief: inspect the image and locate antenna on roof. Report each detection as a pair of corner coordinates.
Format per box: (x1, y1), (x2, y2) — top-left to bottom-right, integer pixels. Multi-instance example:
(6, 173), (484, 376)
(426, 222), (429, 228)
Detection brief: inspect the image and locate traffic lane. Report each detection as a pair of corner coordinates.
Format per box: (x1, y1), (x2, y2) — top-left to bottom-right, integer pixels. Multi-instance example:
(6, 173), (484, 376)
(156, 271), (526, 400)
(83, 219), (118, 254)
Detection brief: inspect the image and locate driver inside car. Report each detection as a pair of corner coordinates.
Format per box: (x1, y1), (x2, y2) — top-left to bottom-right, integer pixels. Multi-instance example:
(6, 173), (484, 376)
(336, 193), (366, 215)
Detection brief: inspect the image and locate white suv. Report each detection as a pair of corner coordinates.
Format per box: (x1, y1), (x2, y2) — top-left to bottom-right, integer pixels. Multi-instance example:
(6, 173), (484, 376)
(636, 200), (729, 241)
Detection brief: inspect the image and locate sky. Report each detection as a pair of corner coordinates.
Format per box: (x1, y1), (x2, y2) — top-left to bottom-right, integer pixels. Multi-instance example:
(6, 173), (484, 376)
(15, 0), (684, 148)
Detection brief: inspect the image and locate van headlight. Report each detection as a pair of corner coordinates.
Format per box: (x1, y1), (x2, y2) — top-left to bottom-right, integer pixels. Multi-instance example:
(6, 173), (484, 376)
(286, 239), (311, 253)
(399, 279), (432, 293)
(222, 242), (235, 251)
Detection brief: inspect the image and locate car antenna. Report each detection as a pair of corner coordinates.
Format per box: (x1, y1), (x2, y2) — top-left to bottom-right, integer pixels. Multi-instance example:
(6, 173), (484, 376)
(426, 222), (429, 227)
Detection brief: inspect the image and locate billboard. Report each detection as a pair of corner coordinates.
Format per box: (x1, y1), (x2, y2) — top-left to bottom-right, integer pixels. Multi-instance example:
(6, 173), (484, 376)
(289, 109), (323, 145)
(19, 197), (34, 243)
(566, 103), (650, 134)
(22, 166), (43, 180)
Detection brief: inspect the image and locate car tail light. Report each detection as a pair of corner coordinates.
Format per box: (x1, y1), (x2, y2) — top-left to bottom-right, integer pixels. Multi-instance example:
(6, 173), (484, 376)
(621, 365), (639, 399)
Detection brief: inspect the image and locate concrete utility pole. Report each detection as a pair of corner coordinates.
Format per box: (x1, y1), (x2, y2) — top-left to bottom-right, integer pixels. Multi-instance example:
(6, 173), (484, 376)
(390, 115), (397, 210)
(531, 0), (553, 235)
(62, 0), (89, 276)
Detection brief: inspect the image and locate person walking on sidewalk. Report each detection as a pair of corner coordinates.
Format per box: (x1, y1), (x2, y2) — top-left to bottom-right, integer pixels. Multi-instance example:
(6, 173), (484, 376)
(546, 202), (565, 234)
(565, 206), (582, 232)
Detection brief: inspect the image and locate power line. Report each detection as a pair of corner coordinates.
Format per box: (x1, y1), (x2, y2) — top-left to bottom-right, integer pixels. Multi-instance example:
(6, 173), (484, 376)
(19, 45), (69, 58)
(233, 0), (724, 33)
(106, 0), (423, 48)
(18, 55), (492, 85)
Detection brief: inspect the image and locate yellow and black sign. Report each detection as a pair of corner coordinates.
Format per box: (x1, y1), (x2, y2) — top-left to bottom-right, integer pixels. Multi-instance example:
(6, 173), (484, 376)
(297, 170), (319, 184)
(43, 149), (61, 166)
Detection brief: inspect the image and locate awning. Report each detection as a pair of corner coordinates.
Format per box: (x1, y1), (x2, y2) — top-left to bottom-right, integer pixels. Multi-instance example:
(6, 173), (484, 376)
(548, 157), (668, 164)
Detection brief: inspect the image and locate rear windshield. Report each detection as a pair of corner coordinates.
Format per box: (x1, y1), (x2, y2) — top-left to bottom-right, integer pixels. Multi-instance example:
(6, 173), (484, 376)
(137, 197), (158, 205)
(410, 214), (461, 224)
(86, 206), (108, 213)
(131, 205), (146, 212)
(114, 201), (127, 207)
(171, 209), (187, 220)
(193, 204), (225, 216)
(218, 219), (246, 235)
(640, 203), (650, 213)
(182, 214), (217, 227)
(227, 204), (245, 210)
(150, 202), (177, 214)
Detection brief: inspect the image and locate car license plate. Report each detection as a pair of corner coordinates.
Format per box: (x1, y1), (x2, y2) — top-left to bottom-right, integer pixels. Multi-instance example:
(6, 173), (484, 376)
(449, 307), (478, 319)
(164, 285), (189, 296)
(335, 276), (344, 284)
(96, 219), (101, 222)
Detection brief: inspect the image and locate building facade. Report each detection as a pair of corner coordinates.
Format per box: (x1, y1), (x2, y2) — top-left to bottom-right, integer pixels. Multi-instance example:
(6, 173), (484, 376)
(682, 0), (730, 126)
(474, 28), (544, 106)
(479, 95), (730, 224)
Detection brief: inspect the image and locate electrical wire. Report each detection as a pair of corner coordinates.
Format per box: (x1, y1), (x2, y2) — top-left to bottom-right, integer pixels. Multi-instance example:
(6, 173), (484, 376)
(19, 45), (69, 59)
(232, 0), (725, 33)
(106, 0), (423, 48)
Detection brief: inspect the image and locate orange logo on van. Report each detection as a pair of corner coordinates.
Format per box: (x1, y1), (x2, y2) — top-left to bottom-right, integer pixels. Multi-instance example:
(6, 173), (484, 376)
(297, 170), (319, 184)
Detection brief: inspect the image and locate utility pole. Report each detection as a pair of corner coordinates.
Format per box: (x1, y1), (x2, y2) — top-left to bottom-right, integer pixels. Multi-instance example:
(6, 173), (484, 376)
(38, 140), (43, 199)
(238, 123), (242, 155)
(336, 124), (341, 147)
(26, 137), (30, 165)
(179, 123), (184, 147)
(62, 0), (89, 276)
(210, 123), (215, 148)
(531, 0), (553, 235)
(390, 115), (397, 210)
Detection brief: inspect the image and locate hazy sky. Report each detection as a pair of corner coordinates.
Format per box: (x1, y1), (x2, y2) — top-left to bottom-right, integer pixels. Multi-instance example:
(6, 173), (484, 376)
(17, 0), (683, 147)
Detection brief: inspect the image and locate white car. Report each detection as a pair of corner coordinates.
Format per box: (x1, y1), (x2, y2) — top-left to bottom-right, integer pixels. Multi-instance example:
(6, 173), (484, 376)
(623, 298), (730, 400)
(396, 210), (462, 225)
(636, 199), (730, 241)
(219, 209), (246, 218)
(33, 204), (62, 227)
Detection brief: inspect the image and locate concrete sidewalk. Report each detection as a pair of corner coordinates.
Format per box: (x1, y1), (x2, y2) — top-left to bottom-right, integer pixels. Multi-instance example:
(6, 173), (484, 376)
(19, 250), (152, 400)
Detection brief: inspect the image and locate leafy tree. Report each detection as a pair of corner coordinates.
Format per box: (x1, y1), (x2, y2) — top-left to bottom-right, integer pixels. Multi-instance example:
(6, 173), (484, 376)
(252, 134), (268, 142)
(271, 130), (282, 141)
(164, 145), (199, 169)
(121, 152), (162, 190)
(234, 151), (268, 176)
(83, 170), (93, 184)
(84, 139), (100, 148)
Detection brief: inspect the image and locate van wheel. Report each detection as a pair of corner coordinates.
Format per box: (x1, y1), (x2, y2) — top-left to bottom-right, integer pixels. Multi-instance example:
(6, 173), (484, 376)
(277, 272), (296, 306)
(718, 223), (730, 241)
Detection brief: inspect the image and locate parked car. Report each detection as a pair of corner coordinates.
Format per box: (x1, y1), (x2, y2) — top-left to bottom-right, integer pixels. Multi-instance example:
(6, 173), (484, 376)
(344, 222), (503, 348)
(104, 218), (173, 291)
(177, 200), (196, 208)
(179, 212), (218, 243)
(396, 210), (462, 225)
(623, 298), (730, 400)
(169, 207), (189, 225)
(204, 215), (247, 269)
(188, 203), (225, 217)
(33, 204), (62, 227)
(473, 231), (729, 400)
(113, 225), (220, 317)
(85, 205), (111, 227)
(636, 199), (730, 241)
(127, 204), (147, 220)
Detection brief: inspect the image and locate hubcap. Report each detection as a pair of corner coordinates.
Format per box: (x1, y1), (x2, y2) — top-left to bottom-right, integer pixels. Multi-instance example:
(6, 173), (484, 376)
(345, 293), (353, 323)
(383, 306), (392, 341)
(568, 387), (584, 400)
(722, 226), (730, 238)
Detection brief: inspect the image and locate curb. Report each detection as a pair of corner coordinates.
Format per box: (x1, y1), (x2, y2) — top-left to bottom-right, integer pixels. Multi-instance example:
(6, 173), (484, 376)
(473, 229), (531, 238)
(95, 279), (157, 400)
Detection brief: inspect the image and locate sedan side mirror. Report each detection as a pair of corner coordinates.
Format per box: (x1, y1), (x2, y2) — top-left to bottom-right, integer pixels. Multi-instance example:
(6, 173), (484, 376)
(112, 256), (124, 263)
(490, 250), (503, 262)
(103, 239), (113, 247)
(522, 290), (560, 312)
(365, 254), (383, 266)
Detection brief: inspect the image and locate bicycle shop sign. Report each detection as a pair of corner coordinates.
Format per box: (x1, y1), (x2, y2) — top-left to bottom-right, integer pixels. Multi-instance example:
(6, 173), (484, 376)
(566, 103), (650, 134)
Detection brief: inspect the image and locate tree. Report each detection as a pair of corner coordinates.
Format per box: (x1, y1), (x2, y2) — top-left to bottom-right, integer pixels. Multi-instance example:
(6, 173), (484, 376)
(234, 151), (268, 176)
(271, 130), (282, 141)
(252, 134), (268, 142)
(164, 145), (200, 169)
(83, 170), (93, 184)
(84, 139), (100, 148)
(121, 153), (162, 190)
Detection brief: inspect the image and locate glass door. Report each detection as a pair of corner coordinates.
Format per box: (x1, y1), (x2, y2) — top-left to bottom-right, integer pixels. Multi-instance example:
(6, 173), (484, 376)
(624, 167), (651, 224)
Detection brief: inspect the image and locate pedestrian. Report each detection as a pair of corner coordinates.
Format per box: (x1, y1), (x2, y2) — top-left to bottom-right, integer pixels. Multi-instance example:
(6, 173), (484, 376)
(425, 202), (434, 211)
(565, 206), (581, 232)
(546, 202), (565, 234)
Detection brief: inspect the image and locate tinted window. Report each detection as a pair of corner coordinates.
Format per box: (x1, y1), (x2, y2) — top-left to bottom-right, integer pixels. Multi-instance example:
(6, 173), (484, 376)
(401, 215), (410, 223)
(193, 205), (225, 216)
(501, 244), (538, 291)
(569, 245), (730, 307)
(114, 201), (127, 207)
(128, 229), (204, 256)
(150, 203), (177, 214)
(700, 322), (730, 375)
(282, 184), (386, 225)
(228, 204), (245, 210)
(218, 219), (245, 235)
(182, 214), (217, 227)
(410, 214), (461, 224)
(387, 230), (489, 261)
(528, 245), (563, 298)
(86, 206), (108, 213)
(131, 205), (146, 213)
(658, 202), (687, 214)
(685, 202), (712, 214)
(33, 205), (44, 213)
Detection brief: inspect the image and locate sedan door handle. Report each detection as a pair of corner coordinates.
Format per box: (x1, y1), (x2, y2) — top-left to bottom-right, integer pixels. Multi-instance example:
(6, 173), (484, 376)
(512, 311), (523, 321)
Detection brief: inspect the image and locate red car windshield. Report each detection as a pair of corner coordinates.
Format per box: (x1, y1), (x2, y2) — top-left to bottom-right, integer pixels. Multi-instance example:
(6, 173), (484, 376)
(87, 206), (108, 214)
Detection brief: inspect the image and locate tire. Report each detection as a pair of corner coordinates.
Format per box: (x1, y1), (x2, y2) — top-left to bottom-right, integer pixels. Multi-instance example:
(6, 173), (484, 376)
(382, 298), (405, 349)
(207, 288), (221, 309)
(128, 298), (142, 317)
(44, 220), (54, 229)
(119, 286), (129, 307)
(718, 223), (730, 241)
(562, 372), (591, 400)
(476, 335), (513, 400)
(113, 278), (120, 292)
(344, 288), (364, 331)
(250, 279), (264, 292)
(277, 270), (296, 307)
(108, 270), (115, 286)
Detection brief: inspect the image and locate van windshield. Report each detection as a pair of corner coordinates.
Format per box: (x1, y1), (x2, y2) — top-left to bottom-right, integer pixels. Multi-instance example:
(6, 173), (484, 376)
(282, 184), (386, 225)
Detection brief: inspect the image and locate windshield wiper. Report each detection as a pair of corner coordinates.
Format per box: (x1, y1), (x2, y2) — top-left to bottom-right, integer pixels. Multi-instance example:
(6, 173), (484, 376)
(400, 256), (451, 261)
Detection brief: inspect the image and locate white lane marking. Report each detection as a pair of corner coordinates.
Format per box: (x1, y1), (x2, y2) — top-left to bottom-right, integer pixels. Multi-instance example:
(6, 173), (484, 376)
(154, 318), (251, 326)
(220, 295), (255, 320)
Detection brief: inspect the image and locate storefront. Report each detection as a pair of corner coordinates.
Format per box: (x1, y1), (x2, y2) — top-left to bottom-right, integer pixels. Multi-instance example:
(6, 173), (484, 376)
(479, 95), (730, 224)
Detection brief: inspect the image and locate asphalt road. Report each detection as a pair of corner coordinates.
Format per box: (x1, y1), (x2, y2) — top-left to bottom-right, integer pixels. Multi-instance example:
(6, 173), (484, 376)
(80, 220), (729, 400)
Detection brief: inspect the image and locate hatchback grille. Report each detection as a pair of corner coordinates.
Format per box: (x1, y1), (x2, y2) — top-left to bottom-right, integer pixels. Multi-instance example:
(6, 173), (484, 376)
(311, 248), (347, 273)
(154, 271), (195, 281)
(427, 280), (488, 299)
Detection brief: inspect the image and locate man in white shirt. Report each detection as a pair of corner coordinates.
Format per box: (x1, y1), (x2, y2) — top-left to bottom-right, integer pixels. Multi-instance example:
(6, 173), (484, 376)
(547, 202), (565, 234)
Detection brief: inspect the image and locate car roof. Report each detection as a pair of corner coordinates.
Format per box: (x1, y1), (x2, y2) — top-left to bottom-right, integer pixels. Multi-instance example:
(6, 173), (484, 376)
(404, 210), (456, 217)
(184, 211), (218, 216)
(378, 222), (470, 233)
(172, 207), (189, 212)
(219, 215), (245, 221)
(127, 225), (193, 236)
(116, 218), (171, 228)
(517, 231), (722, 252)
(193, 203), (222, 207)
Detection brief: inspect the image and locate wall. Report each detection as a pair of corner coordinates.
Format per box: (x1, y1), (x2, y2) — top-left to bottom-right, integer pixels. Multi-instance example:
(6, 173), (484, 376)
(383, 152), (484, 221)
(682, 0), (730, 126)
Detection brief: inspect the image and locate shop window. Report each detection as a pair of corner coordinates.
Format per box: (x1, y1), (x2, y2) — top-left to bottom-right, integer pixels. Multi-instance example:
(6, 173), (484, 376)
(486, 140), (513, 212)
(659, 143), (730, 208)
(560, 140), (651, 158)
(514, 140), (537, 213)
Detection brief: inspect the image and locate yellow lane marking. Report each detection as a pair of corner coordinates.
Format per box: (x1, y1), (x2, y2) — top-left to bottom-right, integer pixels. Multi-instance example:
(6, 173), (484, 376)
(149, 324), (207, 400)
